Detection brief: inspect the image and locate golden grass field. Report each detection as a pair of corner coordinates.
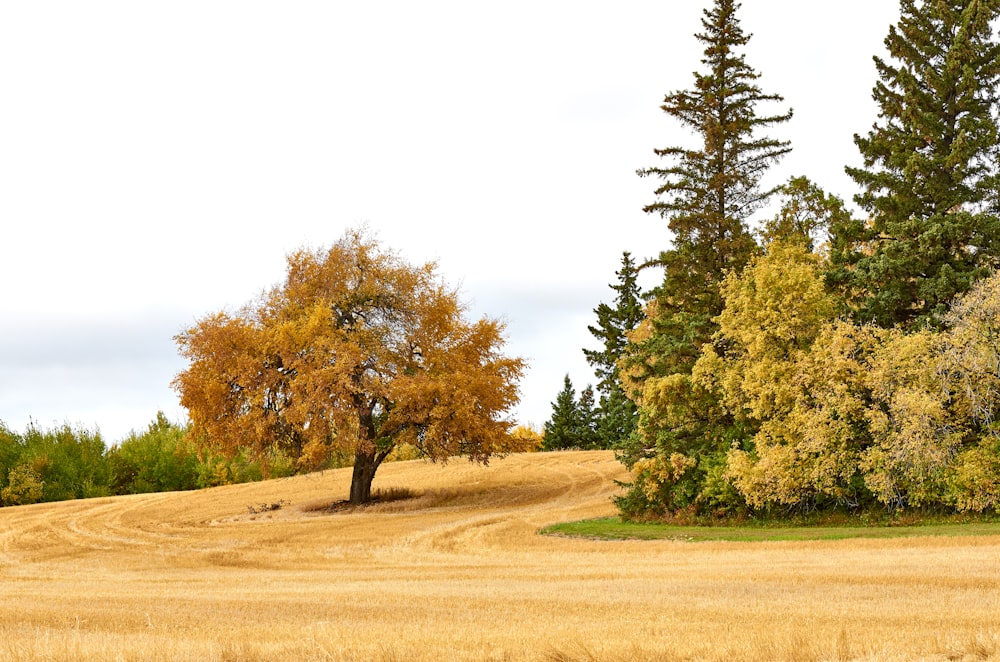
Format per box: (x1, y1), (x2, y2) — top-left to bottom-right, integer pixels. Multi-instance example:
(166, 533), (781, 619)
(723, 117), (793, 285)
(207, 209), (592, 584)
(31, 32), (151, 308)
(1, 450), (999, 661)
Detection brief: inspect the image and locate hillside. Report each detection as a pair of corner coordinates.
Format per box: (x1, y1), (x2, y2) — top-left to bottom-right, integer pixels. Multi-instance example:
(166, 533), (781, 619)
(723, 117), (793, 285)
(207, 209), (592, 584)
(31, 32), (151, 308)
(0, 450), (998, 661)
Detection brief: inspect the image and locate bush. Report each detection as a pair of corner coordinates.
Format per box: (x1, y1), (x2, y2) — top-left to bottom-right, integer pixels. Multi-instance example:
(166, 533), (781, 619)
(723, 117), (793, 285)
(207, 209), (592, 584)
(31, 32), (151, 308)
(108, 413), (200, 494)
(194, 446), (300, 488)
(17, 423), (109, 502)
(1, 465), (44, 506)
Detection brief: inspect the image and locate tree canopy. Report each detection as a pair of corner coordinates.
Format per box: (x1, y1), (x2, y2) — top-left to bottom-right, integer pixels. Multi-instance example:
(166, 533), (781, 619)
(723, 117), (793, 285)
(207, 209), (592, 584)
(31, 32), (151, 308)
(606, 0), (1000, 520)
(627, 0), (792, 402)
(836, 0), (1000, 327)
(542, 375), (599, 451)
(173, 228), (527, 504)
(17, 0), (1000, 522)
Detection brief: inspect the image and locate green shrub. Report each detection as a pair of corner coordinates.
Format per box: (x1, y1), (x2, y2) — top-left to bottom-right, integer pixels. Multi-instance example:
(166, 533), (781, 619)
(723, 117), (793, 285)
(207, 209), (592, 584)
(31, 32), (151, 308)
(108, 413), (199, 494)
(18, 423), (109, 502)
(1, 465), (44, 506)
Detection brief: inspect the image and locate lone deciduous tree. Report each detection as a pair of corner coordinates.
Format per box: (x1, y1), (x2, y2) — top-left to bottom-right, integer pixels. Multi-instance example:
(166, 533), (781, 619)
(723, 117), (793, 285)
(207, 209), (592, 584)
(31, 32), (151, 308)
(173, 228), (527, 504)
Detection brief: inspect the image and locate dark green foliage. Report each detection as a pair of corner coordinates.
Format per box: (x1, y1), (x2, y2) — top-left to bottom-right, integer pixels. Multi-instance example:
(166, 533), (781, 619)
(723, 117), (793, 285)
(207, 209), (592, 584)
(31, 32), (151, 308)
(584, 252), (644, 396)
(0, 414), (305, 508)
(577, 385), (600, 448)
(583, 252), (643, 449)
(595, 387), (639, 453)
(542, 375), (599, 450)
(630, 0), (792, 390)
(543, 375), (581, 450)
(762, 176), (854, 252)
(836, 0), (1000, 328)
(0, 422), (111, 505)
(194, 446), (297, 488)
(612, 477), (664, 521)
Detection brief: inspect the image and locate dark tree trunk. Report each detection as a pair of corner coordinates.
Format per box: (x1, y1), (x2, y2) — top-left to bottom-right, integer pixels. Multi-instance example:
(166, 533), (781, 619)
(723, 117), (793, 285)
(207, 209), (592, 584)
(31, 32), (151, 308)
(349, 447), (379, 504)
(348, 398), (391, 505)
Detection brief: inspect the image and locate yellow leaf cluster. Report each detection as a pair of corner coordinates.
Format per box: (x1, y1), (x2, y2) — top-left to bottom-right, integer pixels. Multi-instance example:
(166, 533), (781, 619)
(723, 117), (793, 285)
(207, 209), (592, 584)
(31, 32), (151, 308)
(173, 228), (526, 483)
(709, 241), (837, 422)
(633, 452), (696, 502)
(630, 228), (1000, 513)
(860, 330), (961, 507)
(509, 423), (543, 452)
(688, 243), (863, 506)
(710, 267), (1000, 511)
(620, 299), (659, 406)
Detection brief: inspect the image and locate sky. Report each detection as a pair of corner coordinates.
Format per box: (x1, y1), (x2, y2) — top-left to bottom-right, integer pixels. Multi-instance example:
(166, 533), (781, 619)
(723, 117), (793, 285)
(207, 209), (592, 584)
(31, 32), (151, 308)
(0, 1), (902, 443)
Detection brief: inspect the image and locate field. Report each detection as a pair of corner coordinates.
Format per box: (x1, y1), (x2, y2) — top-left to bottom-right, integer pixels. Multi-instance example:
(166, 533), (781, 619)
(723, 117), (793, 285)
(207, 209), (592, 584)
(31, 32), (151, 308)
(1, 451), (999, 661)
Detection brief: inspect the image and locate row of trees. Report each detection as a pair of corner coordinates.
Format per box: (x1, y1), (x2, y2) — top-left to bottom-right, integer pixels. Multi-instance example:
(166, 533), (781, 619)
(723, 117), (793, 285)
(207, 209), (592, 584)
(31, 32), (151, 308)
(19, 0), (997, 519)
(0, 414), (311, 507)
(559, 0), (1000, 517)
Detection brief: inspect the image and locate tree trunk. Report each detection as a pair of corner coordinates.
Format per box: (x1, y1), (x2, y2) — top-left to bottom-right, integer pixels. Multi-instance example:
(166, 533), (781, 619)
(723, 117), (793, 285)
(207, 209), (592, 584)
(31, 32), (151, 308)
(349, 447), (379, 504)
(349, 397), (392, 504)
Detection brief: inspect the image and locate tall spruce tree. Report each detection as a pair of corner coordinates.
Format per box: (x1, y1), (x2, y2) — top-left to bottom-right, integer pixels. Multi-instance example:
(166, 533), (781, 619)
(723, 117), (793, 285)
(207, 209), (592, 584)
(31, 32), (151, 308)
(835, 0), (1000, 328)
(633, 0), (793, 381)
(617, 0), (792, 514)
(542, 375), (584, 451)
(576, 385), (601, 449)
(583, 252), (643, 448)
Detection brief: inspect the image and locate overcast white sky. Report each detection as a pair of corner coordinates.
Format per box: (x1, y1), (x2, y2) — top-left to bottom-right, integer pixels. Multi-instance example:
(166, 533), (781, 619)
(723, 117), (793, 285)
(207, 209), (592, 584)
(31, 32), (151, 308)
(0, 1), (901, 442)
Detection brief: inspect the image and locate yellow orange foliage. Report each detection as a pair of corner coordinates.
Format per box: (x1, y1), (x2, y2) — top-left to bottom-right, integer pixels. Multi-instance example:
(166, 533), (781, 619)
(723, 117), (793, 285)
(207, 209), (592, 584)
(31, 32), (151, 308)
(707, 241), (837, 421)
(860, 329), (961, 507)
(173, 228), (526, 502)
(510, 423), (543, 451)
(696, 242), (858, 508)
(686, 263), (1000, 512)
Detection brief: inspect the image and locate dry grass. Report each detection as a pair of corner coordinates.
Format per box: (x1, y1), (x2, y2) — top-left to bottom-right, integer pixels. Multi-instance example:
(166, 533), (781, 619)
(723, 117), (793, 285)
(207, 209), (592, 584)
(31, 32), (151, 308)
(1, 450), (999, 661)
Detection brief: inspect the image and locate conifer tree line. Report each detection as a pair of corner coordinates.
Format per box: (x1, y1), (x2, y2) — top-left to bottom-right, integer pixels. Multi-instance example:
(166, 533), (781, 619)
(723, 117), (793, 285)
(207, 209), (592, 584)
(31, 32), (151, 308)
(549, 0), (1000, 516)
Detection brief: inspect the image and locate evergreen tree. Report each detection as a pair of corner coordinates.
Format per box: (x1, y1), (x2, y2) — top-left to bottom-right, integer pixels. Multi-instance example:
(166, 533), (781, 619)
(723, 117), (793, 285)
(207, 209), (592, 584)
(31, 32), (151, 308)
(583, 252), (643, 448)
(595, 386), (639, 452)
(615, 0), (793, 517)
(633, 0), (793, 381)
(835, 0), (1000, 328)
(576, 385), (601, 449)
(619, 0), (791, 482)
(543, 375), (583, 451)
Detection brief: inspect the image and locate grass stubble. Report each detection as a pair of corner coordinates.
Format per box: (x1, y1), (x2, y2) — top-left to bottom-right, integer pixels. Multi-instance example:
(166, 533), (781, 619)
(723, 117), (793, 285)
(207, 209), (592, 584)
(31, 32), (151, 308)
(0, 450), (998, 661)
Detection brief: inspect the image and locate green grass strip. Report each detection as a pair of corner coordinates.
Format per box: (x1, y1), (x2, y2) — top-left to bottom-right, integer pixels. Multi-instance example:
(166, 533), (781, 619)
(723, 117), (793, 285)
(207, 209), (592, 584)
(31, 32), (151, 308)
(539, 517), (1000, 542)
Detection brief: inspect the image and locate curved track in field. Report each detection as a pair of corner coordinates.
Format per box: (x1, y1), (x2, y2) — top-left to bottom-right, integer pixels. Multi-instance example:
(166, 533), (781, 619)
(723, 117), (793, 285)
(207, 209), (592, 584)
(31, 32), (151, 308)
(2, 451), (999, 662)
(0, 451), (627, 573)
